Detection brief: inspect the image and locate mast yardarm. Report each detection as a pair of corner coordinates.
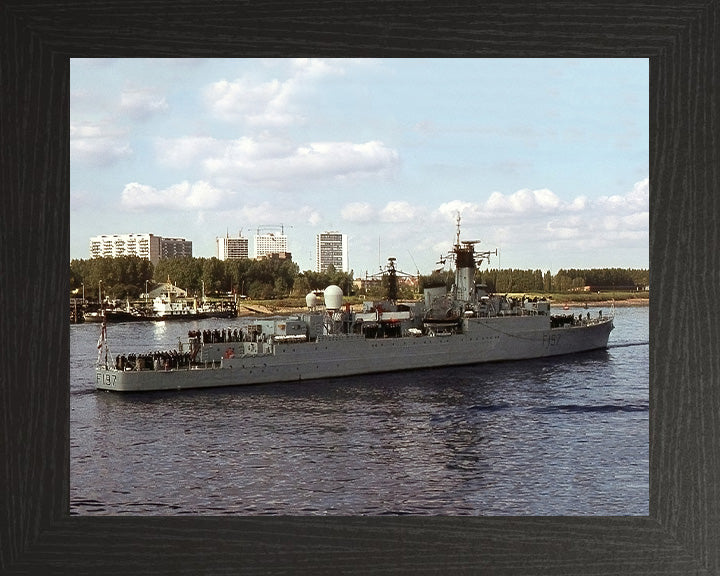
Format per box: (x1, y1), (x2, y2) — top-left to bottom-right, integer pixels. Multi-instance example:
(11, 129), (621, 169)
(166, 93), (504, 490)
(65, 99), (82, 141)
(442, 213), (497, 301)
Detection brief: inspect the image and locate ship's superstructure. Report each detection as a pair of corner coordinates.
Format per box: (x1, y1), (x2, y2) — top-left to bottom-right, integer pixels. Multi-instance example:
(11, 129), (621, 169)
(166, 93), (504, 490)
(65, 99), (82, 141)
(96, 217), (614, 392)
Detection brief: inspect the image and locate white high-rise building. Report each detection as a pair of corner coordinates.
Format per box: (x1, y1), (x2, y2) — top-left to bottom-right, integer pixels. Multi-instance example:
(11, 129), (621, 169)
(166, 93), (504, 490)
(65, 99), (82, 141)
(316, 232), (348, 273)
(254, 232), (288, 259)
(217, 234), (249, 260)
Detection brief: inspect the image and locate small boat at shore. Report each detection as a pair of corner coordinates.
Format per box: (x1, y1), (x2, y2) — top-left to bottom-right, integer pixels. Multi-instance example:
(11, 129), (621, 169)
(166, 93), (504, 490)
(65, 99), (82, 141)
(85, 290), (237, 323)
(150, 289), (237, 320)
(83, 310), (104, 323)
(96, 216), (614, 392)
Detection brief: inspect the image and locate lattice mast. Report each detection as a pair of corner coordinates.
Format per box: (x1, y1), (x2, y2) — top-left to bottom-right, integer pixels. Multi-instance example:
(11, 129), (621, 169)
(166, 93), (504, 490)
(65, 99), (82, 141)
(441, 213), (496, 302)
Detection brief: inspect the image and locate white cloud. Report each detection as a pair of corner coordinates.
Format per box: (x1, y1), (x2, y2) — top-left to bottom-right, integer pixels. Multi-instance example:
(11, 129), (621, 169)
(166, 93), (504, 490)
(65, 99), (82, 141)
(341, 202), (375, 222)
(437, 200), (476, 221)
(438, 186), (602, 227)
(486, 188), (562, 214)
(290, 141), (399, 180)
(380, 201), (420, 223)
(291, 58), (347, 79)
(597, 177), (649, 212)
(204, 139), (399, 186)
(120, 180), (229, 211)
(120, 88), (168, 119)
(567, 196), (588, 211)
(70, 122), (132, 165)
(544, 179), (648, 246)
(545, 219), (581, 239)
(155, 134), (399, 186)
(204, 58), (348, 126)
(630, 177), (650, 204)
(205, 77), (298, 126)
(225, 201), (278, 223)
(432, 178), (649, 260)
(340, 178), (648, 270)
(622, 211), (649, 229)
(298, 206), (322, 226)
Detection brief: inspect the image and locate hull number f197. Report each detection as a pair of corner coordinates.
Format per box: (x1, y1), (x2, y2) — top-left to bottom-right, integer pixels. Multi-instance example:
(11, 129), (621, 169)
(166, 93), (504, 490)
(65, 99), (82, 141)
(543, 333), (561, 348)
(97, 372), (117, 387)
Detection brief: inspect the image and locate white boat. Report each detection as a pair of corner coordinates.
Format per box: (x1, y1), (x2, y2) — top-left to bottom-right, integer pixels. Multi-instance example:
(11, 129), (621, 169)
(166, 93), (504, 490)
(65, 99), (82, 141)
(95, 217), (614, 392)
(148, 284), (236, 321)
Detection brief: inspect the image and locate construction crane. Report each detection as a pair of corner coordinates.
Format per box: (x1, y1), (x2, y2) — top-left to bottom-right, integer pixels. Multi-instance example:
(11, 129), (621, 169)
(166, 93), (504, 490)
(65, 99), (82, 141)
(255, 224), (293, 235)
(254, 224), (294, 259)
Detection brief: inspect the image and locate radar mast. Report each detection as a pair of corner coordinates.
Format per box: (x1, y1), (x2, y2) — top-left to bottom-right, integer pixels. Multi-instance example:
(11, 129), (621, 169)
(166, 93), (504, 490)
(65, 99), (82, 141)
(443, 213), (497, 302)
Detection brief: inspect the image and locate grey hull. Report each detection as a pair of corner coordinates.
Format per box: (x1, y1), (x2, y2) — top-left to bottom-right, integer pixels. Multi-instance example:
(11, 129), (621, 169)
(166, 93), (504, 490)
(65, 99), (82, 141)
(96, 315), (613, 392)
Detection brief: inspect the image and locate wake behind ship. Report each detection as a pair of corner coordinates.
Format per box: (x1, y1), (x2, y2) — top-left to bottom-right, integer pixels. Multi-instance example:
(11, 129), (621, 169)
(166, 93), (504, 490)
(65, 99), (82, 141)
(95, 218), (614, 392)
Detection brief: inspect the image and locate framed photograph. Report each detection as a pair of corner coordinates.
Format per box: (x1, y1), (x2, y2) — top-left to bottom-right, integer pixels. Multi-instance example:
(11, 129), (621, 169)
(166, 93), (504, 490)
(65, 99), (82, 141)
(2, 2), (717, 574)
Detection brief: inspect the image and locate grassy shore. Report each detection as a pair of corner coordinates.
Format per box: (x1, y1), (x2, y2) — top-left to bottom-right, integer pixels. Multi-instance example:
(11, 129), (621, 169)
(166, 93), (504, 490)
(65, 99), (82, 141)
(514, 291), (649, 308)
(238, 291), (648, 316)
(549, 298), (648, 308)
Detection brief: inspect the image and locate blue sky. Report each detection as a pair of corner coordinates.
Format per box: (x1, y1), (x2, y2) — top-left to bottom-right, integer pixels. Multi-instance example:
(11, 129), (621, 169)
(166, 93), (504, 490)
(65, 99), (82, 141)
(70, 58), (648, 277)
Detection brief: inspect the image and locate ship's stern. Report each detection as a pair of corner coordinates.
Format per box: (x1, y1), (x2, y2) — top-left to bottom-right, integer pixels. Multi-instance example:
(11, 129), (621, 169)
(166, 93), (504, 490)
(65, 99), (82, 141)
(95, 367), (135, 391)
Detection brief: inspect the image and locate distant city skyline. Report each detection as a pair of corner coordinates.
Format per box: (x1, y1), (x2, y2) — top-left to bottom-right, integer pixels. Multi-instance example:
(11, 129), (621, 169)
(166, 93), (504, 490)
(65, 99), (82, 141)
(85, 229), (351, 272)
(71, 58), (649, 276)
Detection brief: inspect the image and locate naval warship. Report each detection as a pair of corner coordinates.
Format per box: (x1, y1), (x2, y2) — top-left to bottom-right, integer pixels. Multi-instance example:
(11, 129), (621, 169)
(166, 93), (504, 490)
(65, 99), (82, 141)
(95, 218), (614, 392)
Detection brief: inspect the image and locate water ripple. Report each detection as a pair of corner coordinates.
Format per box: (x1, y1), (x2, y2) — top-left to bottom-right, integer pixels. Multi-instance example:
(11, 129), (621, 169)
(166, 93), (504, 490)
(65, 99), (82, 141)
(70, 307), (650, 516)
(531, 403), (649, 414)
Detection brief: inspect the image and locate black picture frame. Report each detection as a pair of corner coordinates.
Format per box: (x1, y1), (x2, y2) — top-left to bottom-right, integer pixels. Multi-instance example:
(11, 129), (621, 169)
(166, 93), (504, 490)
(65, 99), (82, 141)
(2, 2), (717, 574)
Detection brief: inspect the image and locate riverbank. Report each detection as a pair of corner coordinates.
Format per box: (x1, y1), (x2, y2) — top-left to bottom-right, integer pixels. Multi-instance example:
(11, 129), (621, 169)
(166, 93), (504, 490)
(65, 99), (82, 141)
(551, 298), (648, 308)
(236, 298), (649, 317)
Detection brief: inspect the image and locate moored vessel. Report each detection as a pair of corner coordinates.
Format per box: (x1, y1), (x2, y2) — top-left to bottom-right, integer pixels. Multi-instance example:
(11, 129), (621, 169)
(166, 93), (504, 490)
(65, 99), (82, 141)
(96, 217), (614, 392)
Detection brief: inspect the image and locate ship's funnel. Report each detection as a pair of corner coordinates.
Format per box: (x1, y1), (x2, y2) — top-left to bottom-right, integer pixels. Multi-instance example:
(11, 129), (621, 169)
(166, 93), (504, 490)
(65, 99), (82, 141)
(324, 285), (344, 310)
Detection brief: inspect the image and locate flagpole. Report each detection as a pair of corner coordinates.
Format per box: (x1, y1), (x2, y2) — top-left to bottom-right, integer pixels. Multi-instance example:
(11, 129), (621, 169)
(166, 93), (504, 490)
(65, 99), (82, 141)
(96, 281), (109, 368)
(96, 319), (106, 366)
(104, 320), (108, 368)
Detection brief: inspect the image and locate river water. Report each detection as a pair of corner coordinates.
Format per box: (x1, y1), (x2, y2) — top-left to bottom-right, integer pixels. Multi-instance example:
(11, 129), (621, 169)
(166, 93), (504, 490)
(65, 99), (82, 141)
(70, 305), (648, 516)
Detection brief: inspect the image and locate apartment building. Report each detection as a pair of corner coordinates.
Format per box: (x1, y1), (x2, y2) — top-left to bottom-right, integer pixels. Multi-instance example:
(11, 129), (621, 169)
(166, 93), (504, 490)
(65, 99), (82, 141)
(254, 232), (288, 259)
(217, 234), (249, 261)
(316, 232), (348, 273)
(89, 233), (191, 265)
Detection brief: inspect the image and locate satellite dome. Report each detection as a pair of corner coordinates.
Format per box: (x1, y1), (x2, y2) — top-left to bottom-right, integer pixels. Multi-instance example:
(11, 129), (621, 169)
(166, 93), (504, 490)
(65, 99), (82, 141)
(324, 285), (344, 310)
(305, 292), (318, 308)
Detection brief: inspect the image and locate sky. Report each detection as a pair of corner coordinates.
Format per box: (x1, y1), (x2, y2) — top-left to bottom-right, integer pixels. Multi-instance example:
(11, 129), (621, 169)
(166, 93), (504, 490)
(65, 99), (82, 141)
(70, 58), (649, 277)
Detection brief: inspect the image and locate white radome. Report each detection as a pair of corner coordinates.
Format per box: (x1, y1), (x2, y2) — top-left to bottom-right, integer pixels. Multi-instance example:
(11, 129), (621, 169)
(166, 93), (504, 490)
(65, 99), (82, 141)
(324, 285), (344, 310)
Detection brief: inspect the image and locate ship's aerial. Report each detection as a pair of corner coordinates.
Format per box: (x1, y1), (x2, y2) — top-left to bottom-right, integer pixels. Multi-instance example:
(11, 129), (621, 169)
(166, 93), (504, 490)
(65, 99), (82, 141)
(95, 216), (614, 392)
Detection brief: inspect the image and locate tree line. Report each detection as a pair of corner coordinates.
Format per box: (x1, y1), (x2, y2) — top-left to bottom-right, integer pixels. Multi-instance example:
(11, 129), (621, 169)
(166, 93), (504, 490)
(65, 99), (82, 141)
(419, 267), (648, 294)
(476, 267), (649, 293)
(70, 256), (649, 302)
(70, 256), (355, 301)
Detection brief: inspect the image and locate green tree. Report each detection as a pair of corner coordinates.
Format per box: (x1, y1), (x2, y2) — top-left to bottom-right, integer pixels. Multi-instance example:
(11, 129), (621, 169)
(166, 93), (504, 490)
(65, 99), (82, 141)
(70, 256), (155, 300)
(201, 257), (226, 295)
(293, 266), (353, 298)
(224, 258), (252, 295)
(291, 275), (312, 298)
(419, 270), (453, 292)
(154, 257), (202, 294)
(543, 270), (552, 292)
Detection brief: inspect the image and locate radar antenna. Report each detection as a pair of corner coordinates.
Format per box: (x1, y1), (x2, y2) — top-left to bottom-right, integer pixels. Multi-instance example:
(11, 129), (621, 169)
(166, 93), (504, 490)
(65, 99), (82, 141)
(365, 256), (418, 302)
(438, 212), (497, 270)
